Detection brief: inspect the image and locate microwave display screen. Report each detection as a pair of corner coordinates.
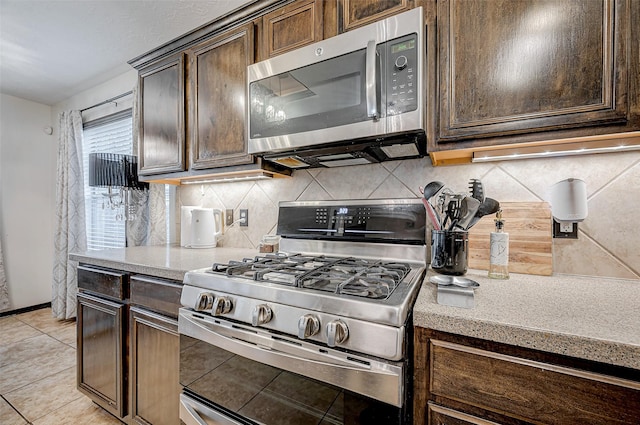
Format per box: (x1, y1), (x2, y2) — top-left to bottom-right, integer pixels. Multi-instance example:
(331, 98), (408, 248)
(391, 39), (415, 54)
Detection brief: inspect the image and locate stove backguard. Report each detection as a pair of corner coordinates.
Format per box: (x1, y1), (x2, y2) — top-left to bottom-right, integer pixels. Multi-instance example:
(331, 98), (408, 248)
(276, 199), (426, 245)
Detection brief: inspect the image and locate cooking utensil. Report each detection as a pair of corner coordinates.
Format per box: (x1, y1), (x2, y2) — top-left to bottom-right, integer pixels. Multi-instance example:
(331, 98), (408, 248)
(435, 188), (453, 222)
(429, 275), (479, 288)
(456, 196), (481, 230)
(420, 197), (442, 230)
(421, 181), (445, 230)
(478, 197), (500, 216)
(469, 179), (484, 203)
(443, 199), (458, 229)
(422, 181), (445, 200)
(449, 196), (468, 230)
(466, 197), (501, 229)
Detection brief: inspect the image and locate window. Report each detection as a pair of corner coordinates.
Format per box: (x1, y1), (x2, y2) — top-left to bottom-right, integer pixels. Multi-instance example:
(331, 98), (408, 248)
(82, 110), (133, 250)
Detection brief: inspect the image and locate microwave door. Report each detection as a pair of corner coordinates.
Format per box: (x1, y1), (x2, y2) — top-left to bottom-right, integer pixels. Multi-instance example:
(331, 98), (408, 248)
(249, 50), (387, 154)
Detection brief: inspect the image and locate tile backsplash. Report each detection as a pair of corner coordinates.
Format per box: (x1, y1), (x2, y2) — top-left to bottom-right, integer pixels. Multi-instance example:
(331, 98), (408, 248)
(178, 151), (640, 280)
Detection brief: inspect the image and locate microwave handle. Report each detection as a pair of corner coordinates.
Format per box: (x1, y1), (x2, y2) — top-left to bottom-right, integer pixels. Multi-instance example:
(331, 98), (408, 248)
(365, 40), (378, 120)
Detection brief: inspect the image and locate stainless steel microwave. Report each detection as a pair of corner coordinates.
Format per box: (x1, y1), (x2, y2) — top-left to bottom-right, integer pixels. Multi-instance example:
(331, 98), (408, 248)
(247, 7), (426, 169)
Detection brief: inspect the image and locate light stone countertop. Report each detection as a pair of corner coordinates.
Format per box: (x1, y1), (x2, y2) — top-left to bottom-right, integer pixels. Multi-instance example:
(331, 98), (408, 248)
(70, 245), (639, 370)
(414, 269), (640, 370)
(69, 244), (259, 281)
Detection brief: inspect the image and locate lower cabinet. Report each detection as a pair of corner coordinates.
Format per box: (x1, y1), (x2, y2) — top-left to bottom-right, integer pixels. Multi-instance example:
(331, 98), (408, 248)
(77, 264), (181, 425)
(129, 275), (181, 425)
(77, 292), (127, 419)
(129, 307), (179, 425)
(414, 327), (640, 425)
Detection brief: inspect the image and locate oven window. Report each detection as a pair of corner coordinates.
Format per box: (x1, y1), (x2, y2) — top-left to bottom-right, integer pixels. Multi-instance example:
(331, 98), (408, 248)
(180, 335), (403, 425)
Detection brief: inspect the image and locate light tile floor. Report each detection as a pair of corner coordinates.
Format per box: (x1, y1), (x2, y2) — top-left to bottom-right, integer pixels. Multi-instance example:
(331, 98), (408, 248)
(0, 307), (122, 424)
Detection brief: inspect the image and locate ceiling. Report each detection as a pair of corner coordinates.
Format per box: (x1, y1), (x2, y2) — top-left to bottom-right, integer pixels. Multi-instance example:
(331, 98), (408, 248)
(0, 0), (254, 106)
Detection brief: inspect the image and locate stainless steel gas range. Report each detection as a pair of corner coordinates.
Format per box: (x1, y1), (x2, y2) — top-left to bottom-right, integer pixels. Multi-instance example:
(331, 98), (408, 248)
(179, 198), (427, 425)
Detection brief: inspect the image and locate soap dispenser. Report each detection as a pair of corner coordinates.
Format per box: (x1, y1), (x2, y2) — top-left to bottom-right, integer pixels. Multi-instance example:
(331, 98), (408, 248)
(488, 209), (509, 279)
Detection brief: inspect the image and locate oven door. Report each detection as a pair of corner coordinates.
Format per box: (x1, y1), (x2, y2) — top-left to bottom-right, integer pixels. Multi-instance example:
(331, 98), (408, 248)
(179, 309), (409, 425)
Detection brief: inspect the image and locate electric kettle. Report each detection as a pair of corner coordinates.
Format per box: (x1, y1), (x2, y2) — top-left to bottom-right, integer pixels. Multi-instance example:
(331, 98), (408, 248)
(180, 206), (197, 247)
(181, 207), (222, 248)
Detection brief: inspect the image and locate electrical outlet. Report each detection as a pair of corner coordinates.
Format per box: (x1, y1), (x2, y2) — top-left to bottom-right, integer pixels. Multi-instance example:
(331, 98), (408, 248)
(559, 222), (573, 233)
(239, 209), (248, 227)
(225, 209), (234, 226)
(553, 219), (578, 239)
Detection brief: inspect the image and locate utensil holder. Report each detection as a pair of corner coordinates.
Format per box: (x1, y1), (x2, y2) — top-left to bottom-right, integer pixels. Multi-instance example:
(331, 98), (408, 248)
(431, 230), (469, 275)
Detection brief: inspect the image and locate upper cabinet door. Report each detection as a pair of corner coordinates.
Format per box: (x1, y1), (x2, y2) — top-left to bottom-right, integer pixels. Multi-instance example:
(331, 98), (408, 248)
(138, 54), (186, 175)
(437, 0), (630, 143)
(262, 0), (323, 58)
(189, 23), (255, 170)
(338, 0), (414, 32)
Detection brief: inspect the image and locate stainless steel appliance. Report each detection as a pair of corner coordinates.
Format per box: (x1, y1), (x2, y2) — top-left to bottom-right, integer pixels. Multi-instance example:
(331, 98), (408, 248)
(179, 198), (427, 425)
(247, 8), (426, 169)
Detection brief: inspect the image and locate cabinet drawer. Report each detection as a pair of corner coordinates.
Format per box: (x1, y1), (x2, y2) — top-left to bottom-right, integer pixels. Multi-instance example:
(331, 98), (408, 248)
(130, 276), (182, 318)
(77, 264), (129, 300)
(429, 340), (640, 425)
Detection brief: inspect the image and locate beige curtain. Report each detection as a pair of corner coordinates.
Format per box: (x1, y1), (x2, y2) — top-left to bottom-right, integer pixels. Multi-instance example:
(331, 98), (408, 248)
(52, 110), (87, 319)
(126, 86), (167, 247)
(0, 235), (9, 312)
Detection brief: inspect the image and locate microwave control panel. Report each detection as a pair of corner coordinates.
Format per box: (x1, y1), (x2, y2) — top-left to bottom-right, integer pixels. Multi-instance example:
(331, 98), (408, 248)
(385, 33), (419, 116)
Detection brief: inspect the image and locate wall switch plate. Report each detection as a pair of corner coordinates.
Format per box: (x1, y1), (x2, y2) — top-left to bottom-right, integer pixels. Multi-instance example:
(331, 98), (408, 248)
(239, 209), (248, 227)
(553, 219), (578, 239)
(225, 209), (234, 226)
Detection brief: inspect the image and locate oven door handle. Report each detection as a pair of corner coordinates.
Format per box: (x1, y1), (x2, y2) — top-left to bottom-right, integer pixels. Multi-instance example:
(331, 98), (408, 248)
(181, 310), (373, 370)
(180, 310), (403, 407)
(180, 394), (243, 425)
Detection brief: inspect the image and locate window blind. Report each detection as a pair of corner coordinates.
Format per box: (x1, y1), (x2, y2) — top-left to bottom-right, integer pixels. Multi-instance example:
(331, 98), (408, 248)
(83, 111), (133, 250)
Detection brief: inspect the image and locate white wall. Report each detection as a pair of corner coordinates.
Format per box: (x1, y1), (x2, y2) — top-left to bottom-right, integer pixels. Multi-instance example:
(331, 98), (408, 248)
(0, 69), (137, 312)
(0, 94), (55, 310)
(52, 69), (137, 124)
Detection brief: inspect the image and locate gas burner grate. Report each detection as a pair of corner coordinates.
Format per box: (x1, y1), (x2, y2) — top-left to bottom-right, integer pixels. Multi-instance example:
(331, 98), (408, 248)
(210, 254), (411, 299)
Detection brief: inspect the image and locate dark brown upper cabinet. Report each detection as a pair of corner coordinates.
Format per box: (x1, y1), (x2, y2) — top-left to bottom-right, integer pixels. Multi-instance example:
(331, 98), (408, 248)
(262, 0), (323, 58)
(137, 54), (186, 175)
(435, 0), (635, 145)
(338, 0), (416, 32)
(189, 23), (255, 170)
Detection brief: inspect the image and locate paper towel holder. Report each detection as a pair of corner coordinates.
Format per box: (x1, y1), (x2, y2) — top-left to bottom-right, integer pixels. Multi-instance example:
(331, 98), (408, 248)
(550, 178), (587, 239)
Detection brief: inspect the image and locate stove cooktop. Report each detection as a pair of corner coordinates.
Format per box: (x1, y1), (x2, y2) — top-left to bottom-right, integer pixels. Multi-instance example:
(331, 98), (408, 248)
(209, 253), (412, 300)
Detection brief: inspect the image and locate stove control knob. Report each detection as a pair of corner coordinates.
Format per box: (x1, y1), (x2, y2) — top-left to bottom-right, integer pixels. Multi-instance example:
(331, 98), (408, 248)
(212, 296), (233, 315)
(195, 293), (214, 311)
(298, 314), (320, 339)
(252, 304), (273, 326)
(326, 320), (349, 347)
